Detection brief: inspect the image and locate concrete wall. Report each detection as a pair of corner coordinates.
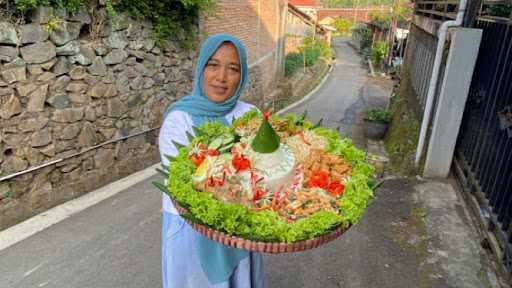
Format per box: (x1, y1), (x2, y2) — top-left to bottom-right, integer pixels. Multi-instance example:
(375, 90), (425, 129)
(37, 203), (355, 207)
(424, 28), (482, 177)
(202, 0), (287, 105)
(0, 5), (195, 230)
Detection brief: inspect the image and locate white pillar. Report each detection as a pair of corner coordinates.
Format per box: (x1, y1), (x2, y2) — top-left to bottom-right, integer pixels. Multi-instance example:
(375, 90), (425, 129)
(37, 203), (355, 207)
(424, 28), (482, 178)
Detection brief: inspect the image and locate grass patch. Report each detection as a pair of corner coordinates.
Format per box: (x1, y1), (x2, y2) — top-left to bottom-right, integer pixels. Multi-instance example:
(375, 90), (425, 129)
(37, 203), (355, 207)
(384, 72), (420, 176)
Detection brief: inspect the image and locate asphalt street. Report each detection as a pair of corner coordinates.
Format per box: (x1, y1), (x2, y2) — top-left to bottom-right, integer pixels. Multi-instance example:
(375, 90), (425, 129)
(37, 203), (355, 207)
(0, 39), (501, 288)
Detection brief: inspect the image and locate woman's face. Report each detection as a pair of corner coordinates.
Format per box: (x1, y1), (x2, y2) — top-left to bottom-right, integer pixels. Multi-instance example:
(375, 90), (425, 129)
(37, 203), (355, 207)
(202, 42), (241, 103)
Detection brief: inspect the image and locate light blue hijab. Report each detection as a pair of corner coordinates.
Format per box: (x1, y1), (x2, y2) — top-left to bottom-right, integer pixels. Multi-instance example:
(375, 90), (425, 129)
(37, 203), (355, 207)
(163, 33), (248, 125)
(163, 33), (250, 284)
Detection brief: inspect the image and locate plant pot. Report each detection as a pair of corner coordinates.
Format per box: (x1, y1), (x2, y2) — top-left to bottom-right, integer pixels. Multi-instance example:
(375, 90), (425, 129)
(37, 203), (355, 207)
(364, 120), (389, 139)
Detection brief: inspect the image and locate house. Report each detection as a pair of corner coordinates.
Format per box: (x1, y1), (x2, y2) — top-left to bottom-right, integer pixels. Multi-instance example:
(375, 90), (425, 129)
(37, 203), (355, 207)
(288, 0), (322, 20)
(287, 2), (331, 54)
(203, 0), (288, 104)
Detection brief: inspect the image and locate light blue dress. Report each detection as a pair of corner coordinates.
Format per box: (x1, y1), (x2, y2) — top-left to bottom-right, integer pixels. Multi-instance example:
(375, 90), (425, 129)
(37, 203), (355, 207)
(159, 103), (266, 288)
(159, 33), (266, 288)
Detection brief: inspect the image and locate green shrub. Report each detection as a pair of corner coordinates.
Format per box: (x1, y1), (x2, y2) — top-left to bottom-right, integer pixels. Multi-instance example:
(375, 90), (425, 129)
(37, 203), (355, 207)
(363, 107), (393, 123)
(300, 36), (331, 65)
(7, 0), (214, 48)
(371, 41), (388, 66)
(13, 0), (82, 12)
(333, 17), (353, 35)
(285, 52), (303, 76)
(300, 46), (322, 66)
(369, 11), (391, 29)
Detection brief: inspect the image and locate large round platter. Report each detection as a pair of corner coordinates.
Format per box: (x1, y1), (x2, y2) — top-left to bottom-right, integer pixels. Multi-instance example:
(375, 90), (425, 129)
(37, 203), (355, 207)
(172, 199), (350, 253)
(155, 109), (374, 253)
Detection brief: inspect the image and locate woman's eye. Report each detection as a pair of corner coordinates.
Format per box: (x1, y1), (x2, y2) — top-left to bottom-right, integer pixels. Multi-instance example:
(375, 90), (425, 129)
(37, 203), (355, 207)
(230, 66), (240, 72)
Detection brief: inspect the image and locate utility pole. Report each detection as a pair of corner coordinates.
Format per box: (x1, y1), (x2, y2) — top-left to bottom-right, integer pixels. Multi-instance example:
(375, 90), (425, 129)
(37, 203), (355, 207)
(386, 0), (398, 71)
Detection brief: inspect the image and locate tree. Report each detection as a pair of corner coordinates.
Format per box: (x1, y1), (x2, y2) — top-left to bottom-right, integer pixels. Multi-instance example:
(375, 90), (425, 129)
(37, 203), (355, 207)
(333, 17), (354, 35)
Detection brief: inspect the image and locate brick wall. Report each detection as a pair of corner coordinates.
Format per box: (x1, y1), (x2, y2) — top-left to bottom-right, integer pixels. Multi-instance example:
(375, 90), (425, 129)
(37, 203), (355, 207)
(201, 0), (287, 105)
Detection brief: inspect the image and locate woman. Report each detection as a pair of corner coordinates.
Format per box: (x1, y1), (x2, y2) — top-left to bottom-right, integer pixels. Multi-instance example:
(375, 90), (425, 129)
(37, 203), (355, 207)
(158, 33), (266, 288)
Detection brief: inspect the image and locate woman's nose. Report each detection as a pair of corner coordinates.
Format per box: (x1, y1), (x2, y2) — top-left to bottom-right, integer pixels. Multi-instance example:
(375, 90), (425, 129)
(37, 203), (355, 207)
(216, 66), (228, 82)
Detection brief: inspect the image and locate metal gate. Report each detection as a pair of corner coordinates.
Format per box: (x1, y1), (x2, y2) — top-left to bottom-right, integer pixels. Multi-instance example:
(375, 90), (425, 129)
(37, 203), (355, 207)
(454, 16), (512, 271)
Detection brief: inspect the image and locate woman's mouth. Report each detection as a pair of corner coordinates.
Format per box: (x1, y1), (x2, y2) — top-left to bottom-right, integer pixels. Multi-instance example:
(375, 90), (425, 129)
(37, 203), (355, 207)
(211, 85), (228, 94)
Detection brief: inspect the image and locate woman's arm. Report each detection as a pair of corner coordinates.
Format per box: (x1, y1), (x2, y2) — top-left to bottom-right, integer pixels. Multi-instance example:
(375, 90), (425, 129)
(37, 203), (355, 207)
(158, 111), (192, 168)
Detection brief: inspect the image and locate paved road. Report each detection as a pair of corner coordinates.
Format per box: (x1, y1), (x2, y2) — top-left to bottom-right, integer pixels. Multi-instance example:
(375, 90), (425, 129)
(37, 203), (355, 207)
(0, 37), (395, 288)
(1, 38), (498, 288)
(288, 37), (392, 149)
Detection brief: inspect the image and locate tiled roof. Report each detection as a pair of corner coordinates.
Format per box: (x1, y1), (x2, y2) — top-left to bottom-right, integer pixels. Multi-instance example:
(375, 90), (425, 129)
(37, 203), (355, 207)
(288, 0), (320, 7)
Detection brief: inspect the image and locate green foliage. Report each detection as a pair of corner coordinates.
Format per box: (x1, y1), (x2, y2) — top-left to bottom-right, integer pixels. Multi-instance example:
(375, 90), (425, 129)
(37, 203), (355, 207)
(112, 0), (214, 48)
(485, 4), (512, 17)
(363, 106), (393, 123)
(369, 11), (391, 29)
(300, 45), (322, 66)
(13, 0), (82, 12)
(285, 52), (303, 76)
(358, 25), (372, 50)
(7, 0), (214, 48)
(42, 15), (63, 32)
(333, 17), (354, 35)
(370, 40), (388, 66)
(285, 37), (331, 76)
(384, 71), (419, 175)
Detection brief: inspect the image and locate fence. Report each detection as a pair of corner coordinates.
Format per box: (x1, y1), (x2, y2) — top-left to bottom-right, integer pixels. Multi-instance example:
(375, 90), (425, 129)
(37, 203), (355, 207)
(403, 23), (438, 116)
(454, 15), (512, 272)
(414, 0), (460, 20)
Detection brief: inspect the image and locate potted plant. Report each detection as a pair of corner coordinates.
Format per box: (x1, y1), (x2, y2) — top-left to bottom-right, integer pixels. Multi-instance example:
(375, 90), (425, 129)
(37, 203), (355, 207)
(362, 106), (393, 139)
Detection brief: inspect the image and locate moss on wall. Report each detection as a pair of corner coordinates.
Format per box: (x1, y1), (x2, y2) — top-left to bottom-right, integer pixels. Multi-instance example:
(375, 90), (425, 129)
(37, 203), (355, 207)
(384, 71), (420, 176)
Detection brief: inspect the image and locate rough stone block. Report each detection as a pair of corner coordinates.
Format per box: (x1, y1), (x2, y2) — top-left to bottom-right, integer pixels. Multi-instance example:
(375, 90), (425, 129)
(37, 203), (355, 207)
(0, 22), (18, 45)
(30, 129), (52, 147)
(20, 23), (50, 44)
(27, 84), (48, 112)
(49, 22), (82, 46)
(46, 93), (70, 109)
(20, 41), (56, 64)
(56, 41), (80, 56)
(51, 107), (84, 123)
(0, 94), (22, 119)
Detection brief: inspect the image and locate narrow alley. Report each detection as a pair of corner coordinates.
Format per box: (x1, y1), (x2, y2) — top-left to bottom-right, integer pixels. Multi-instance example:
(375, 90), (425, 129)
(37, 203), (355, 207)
(0, 38), (501, 288)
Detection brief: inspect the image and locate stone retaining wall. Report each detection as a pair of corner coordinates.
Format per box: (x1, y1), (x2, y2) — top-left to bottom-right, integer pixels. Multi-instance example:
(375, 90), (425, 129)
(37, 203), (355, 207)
(0, 5), (195, 230)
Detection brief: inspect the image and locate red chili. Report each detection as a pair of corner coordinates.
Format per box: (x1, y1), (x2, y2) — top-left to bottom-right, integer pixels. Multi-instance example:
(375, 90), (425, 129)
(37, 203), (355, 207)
(213, 171), (226, 187)
(253, 188), (265, 202)
(309, 170), (329, 189)
(206, 149), (220, 157)
(189, 154), (205, 167)
(277, 189), (290, 209)
(207, 176), (215, 187)
(270, 186), (282, 210)
(232, 154), (251, 172)
(327, 180), (345, 197)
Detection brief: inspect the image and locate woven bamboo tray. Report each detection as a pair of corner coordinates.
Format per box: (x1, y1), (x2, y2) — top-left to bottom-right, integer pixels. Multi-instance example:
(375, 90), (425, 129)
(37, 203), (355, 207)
(172, 199), (350, 254)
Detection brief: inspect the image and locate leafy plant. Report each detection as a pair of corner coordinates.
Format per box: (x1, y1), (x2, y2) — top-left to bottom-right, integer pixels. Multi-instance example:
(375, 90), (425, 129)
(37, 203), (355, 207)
(371, 40), (388, 66)
(42, 15), (63, 32)
(7, 0), (214, 48)
(369, 11), (391, 29)
(363, 107), (393, 123)
(485, 4), (512, 17)
(355, 25), (372, 50)
(333, 17), (353, 35)
(285, 52), (303, 76)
